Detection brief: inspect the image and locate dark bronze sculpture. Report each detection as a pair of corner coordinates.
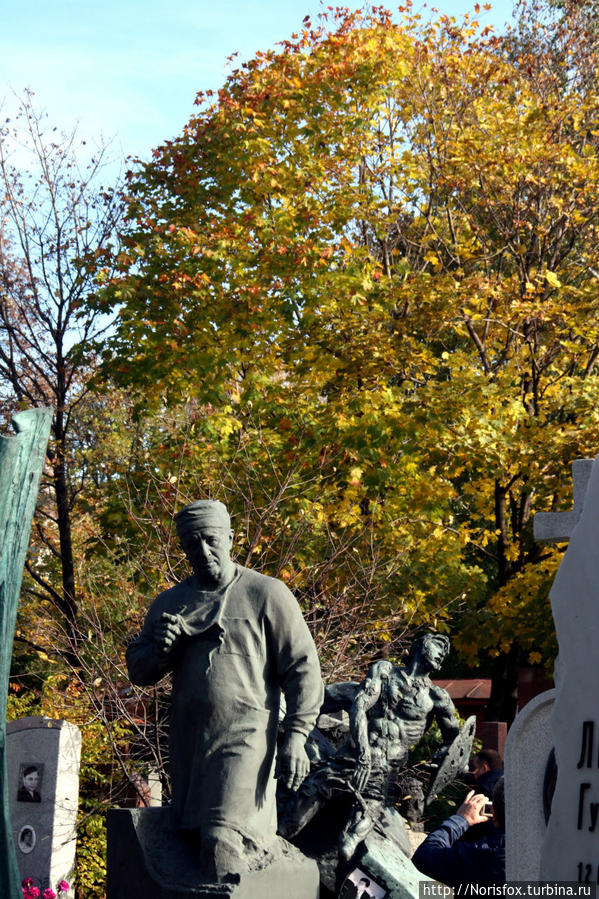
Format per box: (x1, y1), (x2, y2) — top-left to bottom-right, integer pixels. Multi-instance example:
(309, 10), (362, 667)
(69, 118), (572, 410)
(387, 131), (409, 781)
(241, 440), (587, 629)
(126, 500), (324, 883)
(280, 634), (465, 866)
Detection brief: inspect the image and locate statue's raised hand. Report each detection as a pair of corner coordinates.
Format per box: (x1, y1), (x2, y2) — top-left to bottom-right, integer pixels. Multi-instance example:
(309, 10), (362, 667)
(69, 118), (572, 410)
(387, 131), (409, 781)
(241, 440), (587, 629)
(155, 612), (185, 654)
(351, 754), (371, 794)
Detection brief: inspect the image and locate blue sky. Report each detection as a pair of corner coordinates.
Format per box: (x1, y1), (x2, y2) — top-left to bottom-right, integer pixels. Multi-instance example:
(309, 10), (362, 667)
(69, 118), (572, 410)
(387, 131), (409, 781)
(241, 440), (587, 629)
(1, 0), (516, 168)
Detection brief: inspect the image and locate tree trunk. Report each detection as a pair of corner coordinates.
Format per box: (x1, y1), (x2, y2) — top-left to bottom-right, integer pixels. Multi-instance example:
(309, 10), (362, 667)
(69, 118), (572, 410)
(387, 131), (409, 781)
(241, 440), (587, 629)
(490, 480), (519, 722)
(486, 641), (520, 723)
(52, 444), (78, 656)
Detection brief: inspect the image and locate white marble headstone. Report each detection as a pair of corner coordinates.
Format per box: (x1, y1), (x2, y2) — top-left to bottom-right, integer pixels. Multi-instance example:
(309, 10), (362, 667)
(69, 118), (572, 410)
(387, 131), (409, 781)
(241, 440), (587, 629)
(7, 716), (81, 896)
(534, 455), (599, 881)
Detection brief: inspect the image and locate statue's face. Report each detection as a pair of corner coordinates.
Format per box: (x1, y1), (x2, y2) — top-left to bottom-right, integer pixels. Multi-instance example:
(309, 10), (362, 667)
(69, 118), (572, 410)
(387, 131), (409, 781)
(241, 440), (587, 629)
(422, 637), (447, 671)
(180, 525), (233, 585)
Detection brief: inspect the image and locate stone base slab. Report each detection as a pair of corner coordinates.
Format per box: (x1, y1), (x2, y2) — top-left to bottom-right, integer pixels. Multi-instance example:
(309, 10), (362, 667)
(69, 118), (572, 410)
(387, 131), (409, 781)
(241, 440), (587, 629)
(349, 809), (430, 899)
(107, 808), (319, 898)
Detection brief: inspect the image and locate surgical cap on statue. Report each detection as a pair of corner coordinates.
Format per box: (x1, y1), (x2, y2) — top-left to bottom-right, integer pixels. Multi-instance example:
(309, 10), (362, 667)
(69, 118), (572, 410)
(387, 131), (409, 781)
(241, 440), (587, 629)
(175, 500), (231, 537)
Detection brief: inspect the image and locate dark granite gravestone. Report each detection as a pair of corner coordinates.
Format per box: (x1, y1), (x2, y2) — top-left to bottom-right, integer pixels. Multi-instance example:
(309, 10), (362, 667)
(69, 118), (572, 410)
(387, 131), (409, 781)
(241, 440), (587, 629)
(7, 717), (81, 896)
(0, 409), (52, 899)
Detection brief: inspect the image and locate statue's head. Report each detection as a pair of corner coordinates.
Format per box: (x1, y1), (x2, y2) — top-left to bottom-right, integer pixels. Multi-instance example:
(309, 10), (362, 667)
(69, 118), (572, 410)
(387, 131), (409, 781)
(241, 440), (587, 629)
(407, 633), (450, 672)
(175, 500), (234, 586)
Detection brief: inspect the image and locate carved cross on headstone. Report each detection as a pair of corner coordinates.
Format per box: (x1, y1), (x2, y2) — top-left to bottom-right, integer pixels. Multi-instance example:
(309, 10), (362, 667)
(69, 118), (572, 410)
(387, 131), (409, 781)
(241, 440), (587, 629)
(533, 459), (594, 543)
(530, 454), (599, 881)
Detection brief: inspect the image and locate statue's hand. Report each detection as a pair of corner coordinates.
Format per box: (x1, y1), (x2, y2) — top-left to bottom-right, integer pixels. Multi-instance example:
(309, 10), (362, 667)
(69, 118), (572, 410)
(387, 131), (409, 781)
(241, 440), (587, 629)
(275, 732), (310, 792)
(352, 756), (371, 794)
(155, 612), (184, 654)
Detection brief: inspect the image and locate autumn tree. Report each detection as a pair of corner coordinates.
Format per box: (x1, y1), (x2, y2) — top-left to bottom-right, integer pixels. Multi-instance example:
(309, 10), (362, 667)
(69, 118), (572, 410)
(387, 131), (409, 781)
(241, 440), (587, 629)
(97, 5), (599, 718)
(503, 0), (599, 110)
(0, 93), (122, 654)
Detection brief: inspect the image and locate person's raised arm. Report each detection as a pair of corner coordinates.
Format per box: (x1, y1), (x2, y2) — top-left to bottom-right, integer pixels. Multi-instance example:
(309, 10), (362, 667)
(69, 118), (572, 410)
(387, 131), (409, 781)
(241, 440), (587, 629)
(412, 790), (495, 886)
(350, 661), (389, 792)
(432, 686), (460, 759)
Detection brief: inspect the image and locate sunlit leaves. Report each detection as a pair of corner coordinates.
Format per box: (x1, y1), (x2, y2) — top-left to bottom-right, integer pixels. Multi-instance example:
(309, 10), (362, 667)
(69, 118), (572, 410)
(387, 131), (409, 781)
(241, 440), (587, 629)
(100, 5), (599, 684)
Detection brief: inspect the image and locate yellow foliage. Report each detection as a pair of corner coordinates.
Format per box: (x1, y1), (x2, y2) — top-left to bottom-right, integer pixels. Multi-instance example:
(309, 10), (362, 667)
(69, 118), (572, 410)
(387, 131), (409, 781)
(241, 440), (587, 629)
(100, 3), (599, 680)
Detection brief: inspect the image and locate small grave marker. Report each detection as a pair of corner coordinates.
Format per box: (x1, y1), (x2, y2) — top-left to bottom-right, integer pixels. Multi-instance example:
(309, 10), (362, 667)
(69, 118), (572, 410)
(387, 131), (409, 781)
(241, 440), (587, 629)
(505, 690), (555, 879)
(7, 717), (81, 896)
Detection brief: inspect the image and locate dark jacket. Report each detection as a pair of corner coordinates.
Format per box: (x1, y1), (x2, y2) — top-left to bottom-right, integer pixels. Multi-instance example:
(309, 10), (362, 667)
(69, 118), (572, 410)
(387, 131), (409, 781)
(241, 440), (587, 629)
(412, 813), (505, 887)
(17, 788), (41, 803)
(461, 769), (504, 842)
(476, 768), (503, 799)
(339, 884), (374, 899)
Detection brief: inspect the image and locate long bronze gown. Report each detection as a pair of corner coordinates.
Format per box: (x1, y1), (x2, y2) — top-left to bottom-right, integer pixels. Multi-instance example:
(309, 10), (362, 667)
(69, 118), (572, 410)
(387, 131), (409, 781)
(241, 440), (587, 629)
(126, 564), (323, 849)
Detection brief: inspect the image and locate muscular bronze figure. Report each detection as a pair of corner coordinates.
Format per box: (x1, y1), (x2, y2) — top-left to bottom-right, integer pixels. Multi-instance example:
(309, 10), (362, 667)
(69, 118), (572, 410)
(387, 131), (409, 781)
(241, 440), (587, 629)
(280, 634), (459, 863)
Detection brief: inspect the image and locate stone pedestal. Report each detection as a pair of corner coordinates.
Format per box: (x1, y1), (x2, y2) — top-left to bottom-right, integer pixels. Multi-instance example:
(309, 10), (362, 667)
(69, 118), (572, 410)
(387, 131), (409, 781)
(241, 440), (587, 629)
(352, 810), (427, 899)
(107, 808), (319, 899)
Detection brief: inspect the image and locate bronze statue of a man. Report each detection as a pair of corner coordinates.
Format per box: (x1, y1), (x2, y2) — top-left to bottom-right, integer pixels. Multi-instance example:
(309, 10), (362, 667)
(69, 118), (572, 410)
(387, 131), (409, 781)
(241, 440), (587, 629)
(350, 633), (457, 792)
(280, 633), (459, 862)
(126, 500), (324, 882)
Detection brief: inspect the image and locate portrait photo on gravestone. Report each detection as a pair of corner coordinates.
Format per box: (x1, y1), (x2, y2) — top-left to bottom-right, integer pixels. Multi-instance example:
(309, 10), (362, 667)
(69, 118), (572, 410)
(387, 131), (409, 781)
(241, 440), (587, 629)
(338, 867), (388, 898)
(17, 763), (43, 803)
(18, 825), (36, 854)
